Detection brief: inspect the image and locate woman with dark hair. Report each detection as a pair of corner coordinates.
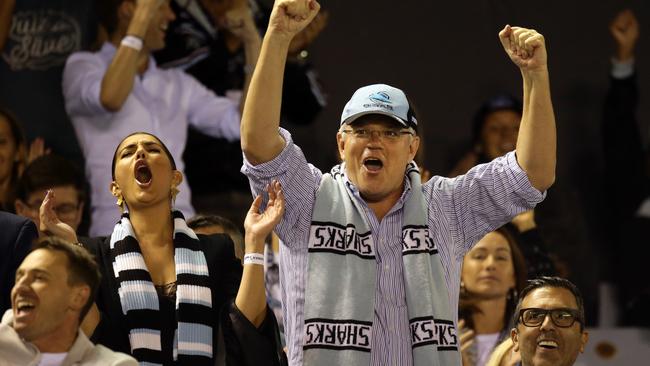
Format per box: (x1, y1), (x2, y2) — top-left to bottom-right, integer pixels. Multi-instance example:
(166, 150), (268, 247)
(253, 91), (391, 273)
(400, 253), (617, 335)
(458, 226), (527, 366)
(0, 107), (26, 211)
(40, 131), (286, 365)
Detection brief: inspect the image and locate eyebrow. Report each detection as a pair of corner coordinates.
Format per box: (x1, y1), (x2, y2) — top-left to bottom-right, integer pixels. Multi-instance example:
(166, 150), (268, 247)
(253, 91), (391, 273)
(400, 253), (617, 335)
(120, 141), (161, 153)
(15, 268), (50, 278)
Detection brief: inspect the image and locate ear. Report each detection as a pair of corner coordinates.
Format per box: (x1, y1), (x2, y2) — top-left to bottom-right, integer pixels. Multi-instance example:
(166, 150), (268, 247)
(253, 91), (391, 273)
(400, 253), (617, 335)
(510, 328), (519, 352)
(69, 284), (90, 312)
(579, 330), (589, 353)
(408, 135), (420, 162)
(336, 131), (346, 162)
(118, 1), (136, 22)
(171, 170), (183, 188)
(14, 199), (28, 216)
(110, 181), (121, 198)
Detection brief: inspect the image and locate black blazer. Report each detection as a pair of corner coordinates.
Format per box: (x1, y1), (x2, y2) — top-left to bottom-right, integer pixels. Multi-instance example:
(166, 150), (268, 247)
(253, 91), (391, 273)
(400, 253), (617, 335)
(0, 212), (38, 315)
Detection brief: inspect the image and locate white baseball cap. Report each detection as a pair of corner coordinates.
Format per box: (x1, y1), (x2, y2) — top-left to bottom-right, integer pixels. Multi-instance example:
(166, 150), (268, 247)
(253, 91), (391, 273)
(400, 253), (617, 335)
(340, 84), (418, 129)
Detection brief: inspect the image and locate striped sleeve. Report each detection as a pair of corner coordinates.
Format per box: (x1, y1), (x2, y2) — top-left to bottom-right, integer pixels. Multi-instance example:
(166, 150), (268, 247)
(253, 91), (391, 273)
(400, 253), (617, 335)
(241, 128), (322, 247)
(429, 151), (545, 260)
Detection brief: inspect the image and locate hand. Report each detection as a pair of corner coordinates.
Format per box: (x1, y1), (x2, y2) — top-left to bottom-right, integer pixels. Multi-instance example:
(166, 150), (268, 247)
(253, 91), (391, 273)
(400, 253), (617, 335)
(39, 189), (78, 243)
(26, 137), (50, 165)
(220, 0), (260, 44)
(510, 209), (536, 232)
(244, 180), (285, 252)
(499, 25), (547, 75)
(288, 10), (328, 55)
(268, 0), (321, 43)
(609, 9), (639, 62)
(458, 319), (475, 366)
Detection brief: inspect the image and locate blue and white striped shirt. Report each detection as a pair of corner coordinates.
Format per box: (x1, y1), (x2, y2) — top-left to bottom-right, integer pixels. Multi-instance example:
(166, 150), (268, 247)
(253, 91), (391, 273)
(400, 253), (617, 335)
(242, 128), (544, 366)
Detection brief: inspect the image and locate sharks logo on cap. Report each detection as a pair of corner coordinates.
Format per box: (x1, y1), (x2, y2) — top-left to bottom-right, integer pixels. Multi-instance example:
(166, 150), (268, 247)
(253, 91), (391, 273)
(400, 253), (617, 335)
(368, 91), (392, 104)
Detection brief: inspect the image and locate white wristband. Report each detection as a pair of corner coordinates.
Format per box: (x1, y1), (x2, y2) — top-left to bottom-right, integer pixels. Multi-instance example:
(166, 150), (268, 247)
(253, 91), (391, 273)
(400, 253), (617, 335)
(121, 35), (143, 51)
(243, 253), (265, 266)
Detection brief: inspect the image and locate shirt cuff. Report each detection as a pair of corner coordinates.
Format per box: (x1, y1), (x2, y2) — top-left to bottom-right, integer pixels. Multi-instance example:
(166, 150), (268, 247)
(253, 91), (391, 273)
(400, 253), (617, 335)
(505, 151), (547, 206)
(611, 58), (635, 79)
(241, 128), (295, 179)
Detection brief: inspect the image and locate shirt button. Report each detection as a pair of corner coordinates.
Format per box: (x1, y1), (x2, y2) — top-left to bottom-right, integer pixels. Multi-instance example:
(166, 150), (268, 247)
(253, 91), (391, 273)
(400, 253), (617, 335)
(384, 265), (390, 271)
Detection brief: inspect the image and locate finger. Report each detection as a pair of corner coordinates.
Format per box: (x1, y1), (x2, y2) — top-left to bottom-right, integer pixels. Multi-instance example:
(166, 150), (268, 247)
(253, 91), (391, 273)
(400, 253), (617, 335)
(460, 329), (475, 345)
(249, 194), (263, 214)
(458, 319), (466, 329)
(461, 337), (475, 353)
(498, 24), (513, 52)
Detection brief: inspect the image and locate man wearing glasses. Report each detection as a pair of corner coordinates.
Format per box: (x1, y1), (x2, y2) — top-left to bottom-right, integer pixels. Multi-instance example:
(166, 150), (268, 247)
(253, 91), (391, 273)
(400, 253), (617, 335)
(511, 277), (589, 366)
(241, 0), (556, 365)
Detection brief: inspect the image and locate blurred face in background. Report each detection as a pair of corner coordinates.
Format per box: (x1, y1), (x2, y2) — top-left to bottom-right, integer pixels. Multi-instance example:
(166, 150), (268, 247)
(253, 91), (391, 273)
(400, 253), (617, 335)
(0, 114), (19, 188)
(462, 230), (516, 299)
(15, 186), (84, 232)
(480, 110), (521, 160)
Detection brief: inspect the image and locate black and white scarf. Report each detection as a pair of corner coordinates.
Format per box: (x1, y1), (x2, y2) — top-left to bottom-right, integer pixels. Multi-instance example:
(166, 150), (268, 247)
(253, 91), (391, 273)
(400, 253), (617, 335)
(110, 210), (213, 365)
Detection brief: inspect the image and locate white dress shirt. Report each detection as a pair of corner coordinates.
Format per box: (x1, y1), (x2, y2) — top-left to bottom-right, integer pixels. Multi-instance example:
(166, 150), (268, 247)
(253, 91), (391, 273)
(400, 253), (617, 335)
(63, 42), (240, 236)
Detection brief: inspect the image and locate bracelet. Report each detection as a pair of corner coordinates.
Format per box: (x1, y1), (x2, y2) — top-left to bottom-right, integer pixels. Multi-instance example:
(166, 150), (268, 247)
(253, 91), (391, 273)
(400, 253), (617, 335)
(243, 253), (265, 266)
(120, 35), (143, 51)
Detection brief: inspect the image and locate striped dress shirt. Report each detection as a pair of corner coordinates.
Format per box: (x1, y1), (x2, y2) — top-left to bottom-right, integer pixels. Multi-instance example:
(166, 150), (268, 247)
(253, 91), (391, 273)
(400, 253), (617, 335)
(242, 128), (544, 366)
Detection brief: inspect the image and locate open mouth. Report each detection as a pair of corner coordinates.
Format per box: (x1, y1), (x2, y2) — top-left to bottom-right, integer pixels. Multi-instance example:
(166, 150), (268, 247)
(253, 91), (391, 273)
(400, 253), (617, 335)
(538, 340), (559, 350)
(363, 158), (383, 172)
(15, 300), (35, 316)
(134, 160), (153, 187)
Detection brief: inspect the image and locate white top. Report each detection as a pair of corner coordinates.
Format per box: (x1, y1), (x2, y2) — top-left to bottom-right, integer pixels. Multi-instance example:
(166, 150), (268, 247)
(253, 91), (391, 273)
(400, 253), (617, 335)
(475, 333), (500, 366)
(63, 42), (240, 236)
(38, 353), (68, 366)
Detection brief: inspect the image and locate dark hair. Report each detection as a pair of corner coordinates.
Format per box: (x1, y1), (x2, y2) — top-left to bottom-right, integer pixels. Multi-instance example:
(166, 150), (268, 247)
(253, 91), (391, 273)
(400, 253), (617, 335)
(111, 131), (176, 180)
(460, 226), (528, 332)
(97, 0), (125, 36)
(471, 93), (522, 161)
(512, 276), (585, 331)
(187, 214), (244, 259)
(16, 155), (86, 204)
(32, 237), (101, 322)
(0, 107), (26, 205)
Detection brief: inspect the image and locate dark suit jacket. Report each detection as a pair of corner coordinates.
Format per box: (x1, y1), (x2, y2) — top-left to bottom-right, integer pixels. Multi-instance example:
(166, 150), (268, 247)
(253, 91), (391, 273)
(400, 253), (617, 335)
(0, 212), (38, 315)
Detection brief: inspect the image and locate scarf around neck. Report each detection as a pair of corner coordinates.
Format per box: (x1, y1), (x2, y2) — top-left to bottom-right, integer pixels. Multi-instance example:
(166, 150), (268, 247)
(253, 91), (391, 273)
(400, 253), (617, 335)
(110, 210), (213, 365)
(302, 162), (460, 366)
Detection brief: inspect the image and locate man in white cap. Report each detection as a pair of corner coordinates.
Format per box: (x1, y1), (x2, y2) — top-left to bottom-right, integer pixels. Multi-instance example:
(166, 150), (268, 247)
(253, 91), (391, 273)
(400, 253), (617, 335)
(240, 1), (556, 365)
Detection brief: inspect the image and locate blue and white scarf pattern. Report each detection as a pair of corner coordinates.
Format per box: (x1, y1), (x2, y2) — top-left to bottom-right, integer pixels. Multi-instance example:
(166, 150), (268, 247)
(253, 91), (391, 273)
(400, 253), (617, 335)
(110, 210), (213, 365)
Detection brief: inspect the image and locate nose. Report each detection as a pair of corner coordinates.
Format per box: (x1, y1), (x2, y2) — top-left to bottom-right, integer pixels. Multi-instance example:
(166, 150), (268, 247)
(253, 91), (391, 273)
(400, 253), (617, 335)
(135, 143), (147, 159)
(484, 255), (497, 271)
(539, 312), (556, 331)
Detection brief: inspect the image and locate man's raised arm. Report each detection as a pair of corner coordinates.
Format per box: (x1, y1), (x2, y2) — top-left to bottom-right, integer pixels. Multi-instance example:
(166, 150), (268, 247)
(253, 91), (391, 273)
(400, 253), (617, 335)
(240, 0), (320, 165)
(499, 25), (556, 192)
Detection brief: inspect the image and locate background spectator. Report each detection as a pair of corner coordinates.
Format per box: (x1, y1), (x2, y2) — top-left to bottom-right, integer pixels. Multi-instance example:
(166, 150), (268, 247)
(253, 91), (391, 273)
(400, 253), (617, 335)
(14, 154), (87, 235)
(0, 107), (27, 211)
(458, 227), (527, 366)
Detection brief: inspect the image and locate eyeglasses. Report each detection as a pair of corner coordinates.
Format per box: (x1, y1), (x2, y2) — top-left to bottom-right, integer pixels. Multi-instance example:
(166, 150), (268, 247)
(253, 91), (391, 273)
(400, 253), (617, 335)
(25, 201), (80, 219)
(341, 128), (414, 141)
(518, 307), (581, 328)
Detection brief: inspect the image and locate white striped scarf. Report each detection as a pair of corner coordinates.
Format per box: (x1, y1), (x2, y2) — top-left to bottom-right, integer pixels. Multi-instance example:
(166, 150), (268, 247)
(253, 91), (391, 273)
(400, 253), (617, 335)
(110, 210), (213, 365)
(303, 162), (460, 366)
